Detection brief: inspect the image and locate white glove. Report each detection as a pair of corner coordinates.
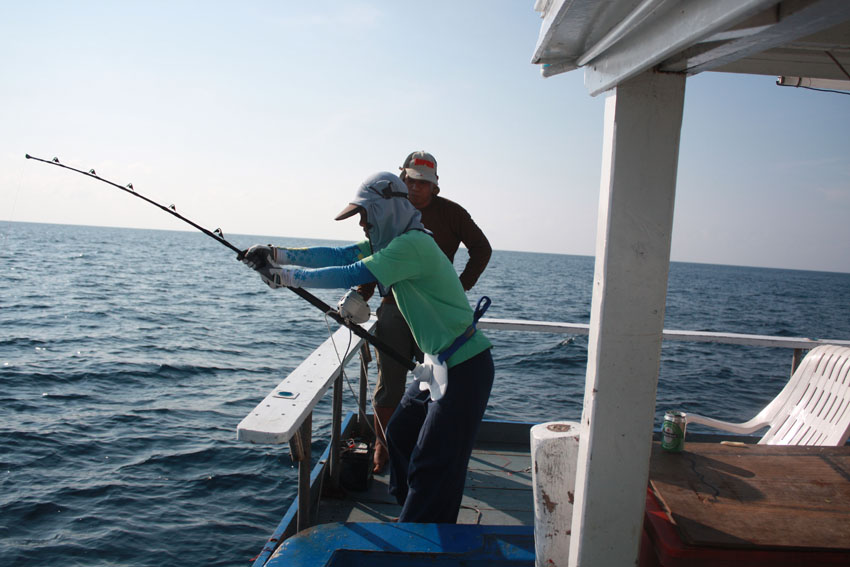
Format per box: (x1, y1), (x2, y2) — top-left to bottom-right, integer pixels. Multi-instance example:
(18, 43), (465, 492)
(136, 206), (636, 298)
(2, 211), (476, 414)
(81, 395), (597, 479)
(337, 289), (371, 324)
(259, 266), (299, 289)
(242, 245), (297, 269)
(241, 244), (275, 270)
(412, 353), (449, 402)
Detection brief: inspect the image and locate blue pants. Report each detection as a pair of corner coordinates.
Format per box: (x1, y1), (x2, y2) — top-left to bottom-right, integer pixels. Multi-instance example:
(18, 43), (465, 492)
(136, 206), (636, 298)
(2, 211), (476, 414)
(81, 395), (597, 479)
(386, 349), (494, 523)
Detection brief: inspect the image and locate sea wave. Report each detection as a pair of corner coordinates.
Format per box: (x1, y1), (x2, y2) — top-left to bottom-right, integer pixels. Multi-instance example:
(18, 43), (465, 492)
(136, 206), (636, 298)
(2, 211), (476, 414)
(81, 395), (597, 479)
(1, 223), (848, 566)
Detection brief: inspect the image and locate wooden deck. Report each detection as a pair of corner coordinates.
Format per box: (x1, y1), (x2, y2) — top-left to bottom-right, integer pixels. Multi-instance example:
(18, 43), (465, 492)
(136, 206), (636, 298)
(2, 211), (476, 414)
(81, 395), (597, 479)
(316, 419), (535, 527)
(649, 441), (850, 550)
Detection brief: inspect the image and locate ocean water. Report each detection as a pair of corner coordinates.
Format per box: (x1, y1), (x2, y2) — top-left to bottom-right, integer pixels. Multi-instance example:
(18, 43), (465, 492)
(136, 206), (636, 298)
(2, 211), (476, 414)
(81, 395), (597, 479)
(2, 221), (849, 566)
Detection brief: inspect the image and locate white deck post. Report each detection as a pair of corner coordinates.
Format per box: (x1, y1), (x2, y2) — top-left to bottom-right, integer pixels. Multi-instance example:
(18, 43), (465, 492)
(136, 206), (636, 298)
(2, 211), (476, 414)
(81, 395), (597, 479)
(569, 70), (685, 566)
(532, 422), (581, 566)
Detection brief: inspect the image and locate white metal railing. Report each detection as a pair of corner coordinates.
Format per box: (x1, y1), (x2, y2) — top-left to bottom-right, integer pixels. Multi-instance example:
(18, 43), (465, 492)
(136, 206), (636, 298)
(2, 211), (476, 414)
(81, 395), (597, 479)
(478, 318), (850, 350)
(238, 317), (850, 531)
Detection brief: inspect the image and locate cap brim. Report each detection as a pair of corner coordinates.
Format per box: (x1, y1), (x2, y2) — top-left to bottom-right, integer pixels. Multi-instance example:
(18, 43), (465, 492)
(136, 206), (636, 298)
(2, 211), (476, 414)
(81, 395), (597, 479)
(334, 203), (362, 221)
(403, 168), (439, 187)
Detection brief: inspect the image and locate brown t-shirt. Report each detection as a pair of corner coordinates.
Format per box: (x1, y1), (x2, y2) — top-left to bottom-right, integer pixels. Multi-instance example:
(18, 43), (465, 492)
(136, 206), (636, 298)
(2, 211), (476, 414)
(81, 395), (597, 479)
(359, 195), (492, 302)
(419, 195), (491, 291)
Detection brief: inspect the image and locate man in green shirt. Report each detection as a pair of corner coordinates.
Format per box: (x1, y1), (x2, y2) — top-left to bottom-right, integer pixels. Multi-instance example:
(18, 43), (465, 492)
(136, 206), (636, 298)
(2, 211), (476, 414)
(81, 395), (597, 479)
(242, 171), (494, 523)
(362, 151), (492, 474)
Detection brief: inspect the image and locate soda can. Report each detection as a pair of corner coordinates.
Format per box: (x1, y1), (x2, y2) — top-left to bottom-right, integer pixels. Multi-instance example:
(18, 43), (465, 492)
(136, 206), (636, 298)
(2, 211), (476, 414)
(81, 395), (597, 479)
(661, 411), (687, 452)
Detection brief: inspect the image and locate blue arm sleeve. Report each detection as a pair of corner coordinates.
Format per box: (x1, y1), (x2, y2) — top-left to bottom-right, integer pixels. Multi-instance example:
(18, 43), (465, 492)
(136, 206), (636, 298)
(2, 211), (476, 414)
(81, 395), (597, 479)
(290, 261), (377, 289)
(282, 243), (365, 268)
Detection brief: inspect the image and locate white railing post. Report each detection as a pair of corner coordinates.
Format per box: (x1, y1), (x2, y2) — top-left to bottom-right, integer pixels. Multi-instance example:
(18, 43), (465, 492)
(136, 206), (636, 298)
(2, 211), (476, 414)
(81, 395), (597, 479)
(329, 372), (343, 491)
(290, 412), (312, 531)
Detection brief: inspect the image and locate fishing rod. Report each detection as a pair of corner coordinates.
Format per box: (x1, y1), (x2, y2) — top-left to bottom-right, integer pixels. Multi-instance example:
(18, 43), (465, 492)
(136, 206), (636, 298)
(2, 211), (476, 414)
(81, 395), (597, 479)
(26, 154), (239, 252)
(25, 153), (416, 371)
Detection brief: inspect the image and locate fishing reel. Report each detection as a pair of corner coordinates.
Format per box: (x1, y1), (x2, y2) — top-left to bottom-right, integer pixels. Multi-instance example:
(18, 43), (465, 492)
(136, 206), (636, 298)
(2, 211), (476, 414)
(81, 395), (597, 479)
(337, 289), (371, 324)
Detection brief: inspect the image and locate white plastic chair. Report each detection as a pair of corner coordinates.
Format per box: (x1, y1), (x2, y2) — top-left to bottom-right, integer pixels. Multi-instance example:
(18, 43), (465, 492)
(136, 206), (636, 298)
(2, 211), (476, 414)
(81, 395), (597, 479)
(686, 344), (850, 446)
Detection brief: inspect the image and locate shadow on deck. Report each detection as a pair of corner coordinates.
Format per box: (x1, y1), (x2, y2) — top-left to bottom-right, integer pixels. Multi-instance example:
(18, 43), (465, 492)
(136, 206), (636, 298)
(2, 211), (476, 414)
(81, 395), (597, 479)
(318, 419), (535, 526)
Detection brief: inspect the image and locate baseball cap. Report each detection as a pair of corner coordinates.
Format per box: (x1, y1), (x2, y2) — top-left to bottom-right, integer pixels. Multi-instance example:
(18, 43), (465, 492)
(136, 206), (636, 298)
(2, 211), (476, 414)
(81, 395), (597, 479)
(401, 151), (439, 187)
(334, 173), (410, 221)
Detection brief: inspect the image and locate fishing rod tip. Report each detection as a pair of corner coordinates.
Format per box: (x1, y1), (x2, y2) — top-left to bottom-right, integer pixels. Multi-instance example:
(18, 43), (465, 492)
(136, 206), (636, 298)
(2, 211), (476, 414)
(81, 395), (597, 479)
(25, 153), (31, 159)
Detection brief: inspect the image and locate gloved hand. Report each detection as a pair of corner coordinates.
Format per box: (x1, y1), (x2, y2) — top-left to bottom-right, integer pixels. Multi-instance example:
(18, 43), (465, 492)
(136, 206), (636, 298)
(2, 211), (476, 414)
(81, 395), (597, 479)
(241, 244), (297, 268)
(356, 282), (376, 302)
(258, 266), (300, 289)
(240, 244), (275, 270)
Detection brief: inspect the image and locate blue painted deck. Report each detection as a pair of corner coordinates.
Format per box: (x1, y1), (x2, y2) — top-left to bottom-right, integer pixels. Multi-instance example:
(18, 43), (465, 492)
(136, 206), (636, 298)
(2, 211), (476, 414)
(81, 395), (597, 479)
(252, 417), (535, 566)
(264, 522), (535, 566)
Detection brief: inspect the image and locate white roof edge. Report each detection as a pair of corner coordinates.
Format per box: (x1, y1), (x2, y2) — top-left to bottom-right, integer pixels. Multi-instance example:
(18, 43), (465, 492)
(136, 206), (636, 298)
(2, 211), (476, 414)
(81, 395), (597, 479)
(531, 0), (577, 67)
(583, 0), (778, 95)
(531, 0), (850, 95)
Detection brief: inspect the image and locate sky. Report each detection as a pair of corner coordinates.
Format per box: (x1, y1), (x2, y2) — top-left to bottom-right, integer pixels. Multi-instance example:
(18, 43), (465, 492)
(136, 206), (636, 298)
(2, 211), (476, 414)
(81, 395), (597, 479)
(2, 1), (848, 273)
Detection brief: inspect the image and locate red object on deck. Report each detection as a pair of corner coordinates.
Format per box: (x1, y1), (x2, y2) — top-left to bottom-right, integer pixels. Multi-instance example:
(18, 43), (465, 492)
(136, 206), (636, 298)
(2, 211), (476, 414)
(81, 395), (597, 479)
(641, 489), (850, 567)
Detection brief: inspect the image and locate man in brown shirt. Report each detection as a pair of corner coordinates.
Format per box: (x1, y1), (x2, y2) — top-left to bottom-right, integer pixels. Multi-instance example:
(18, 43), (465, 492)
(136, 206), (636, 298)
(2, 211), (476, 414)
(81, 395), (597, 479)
(362, 151), (492, 473)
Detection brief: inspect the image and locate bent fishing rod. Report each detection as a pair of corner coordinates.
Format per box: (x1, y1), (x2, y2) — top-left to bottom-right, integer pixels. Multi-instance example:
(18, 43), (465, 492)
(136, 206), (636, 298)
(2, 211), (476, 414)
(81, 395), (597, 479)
(25, 153), (416, 372)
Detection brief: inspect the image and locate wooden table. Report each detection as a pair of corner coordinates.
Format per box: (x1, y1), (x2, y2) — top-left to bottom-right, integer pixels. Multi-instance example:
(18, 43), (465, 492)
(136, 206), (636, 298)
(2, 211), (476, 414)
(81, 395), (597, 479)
(644, 441), (850, 566)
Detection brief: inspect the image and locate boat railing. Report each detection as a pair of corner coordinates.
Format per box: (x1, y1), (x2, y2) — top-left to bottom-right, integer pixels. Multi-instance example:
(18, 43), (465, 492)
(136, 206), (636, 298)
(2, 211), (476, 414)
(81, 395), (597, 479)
(237, 316), (850, 532)
(237, 320), (376, 532)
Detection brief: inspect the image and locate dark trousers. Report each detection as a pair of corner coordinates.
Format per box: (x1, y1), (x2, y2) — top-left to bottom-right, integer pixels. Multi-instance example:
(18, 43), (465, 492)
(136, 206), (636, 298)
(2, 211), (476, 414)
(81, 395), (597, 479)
(386, 349), (494, 523)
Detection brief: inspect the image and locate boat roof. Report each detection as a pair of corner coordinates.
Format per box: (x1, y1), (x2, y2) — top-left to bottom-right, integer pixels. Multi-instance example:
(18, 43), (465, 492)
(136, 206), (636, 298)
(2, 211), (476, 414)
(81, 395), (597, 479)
(531, 0), (850, 95)
(528, 2), (850, 564)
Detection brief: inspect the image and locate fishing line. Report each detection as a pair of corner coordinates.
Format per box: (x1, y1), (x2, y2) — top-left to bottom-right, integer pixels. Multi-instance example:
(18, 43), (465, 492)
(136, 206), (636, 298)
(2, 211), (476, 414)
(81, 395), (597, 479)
(25, 153), (415, 370)
(323, 314), (378, 437)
